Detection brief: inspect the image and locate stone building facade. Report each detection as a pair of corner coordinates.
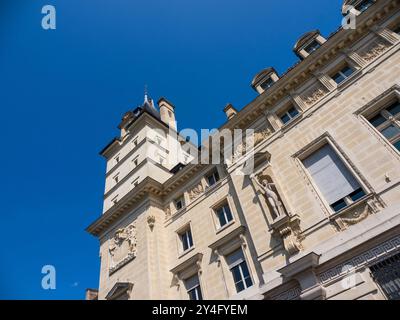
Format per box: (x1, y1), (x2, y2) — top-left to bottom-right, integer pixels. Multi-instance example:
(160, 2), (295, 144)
(87, 0), (400, 300)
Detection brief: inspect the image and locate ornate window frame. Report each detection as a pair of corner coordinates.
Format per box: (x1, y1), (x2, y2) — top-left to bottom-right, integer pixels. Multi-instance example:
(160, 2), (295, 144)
(354, 84), (400, 159)
(292, 133), (383, 230)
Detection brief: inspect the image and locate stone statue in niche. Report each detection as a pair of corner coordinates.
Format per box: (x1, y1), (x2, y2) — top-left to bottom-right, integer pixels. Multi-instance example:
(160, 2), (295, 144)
(250, 173), (287, 220)
(109, 224), (137, 274)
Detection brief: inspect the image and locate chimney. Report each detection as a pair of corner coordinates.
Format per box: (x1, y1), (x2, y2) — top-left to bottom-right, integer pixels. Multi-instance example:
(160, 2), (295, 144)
(158, 97), (177, 131)
(224, 103), (238, 120)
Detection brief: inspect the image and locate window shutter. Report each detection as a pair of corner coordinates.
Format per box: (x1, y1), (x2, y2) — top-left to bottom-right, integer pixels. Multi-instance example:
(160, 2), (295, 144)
(303, 144), (360, 205)
(184, 275), (199, 291)
(226, 249), (245, 269)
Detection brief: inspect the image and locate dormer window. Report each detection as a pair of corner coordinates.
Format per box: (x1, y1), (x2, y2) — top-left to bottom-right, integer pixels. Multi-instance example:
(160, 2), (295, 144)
(342, 0), (375, 15)
(354, 0), (374, 12)
(260, 77), (275, 91)
(304, 40), (321, 54)
(293, 30), (326, 60)
(251, 67), (279, 94)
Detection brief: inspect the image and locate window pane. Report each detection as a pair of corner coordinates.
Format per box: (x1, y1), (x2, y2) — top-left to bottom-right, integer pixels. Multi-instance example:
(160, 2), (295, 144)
(386, 102), (400, 116)
(232, 266), (245, 292)
(288, 107), (299, 118)
(207, 175), (216, 186)
(331, 198), (347, 212)
(187, 230), (193, 248)
(355, 0), (374, 12)
(260, 78), (274, 90)
(240, 262), (251, 279)
(349, 188), (366, 202)
(188, 288), (198, 300)
(304, 40), (321, 54)
(341, 66), (354, 78)
(393, 140), (400, 151)
(369, 113), (387, 128)
(332, 73), (345, 84)
(182, 233), (189, 251)
(196, 287), (203, 300)
(217, 208), (227, 227)
(280, 114), (291, 124)
(381, 125), (400, 139)
(245, 276), (253, 288)
(224, 205), (233, 223)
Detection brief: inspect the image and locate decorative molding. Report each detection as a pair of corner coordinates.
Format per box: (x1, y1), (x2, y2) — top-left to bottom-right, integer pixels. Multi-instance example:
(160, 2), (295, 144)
(188, 181), (204, 201)
(271, 215), (304, 256)
(301, 85), (328, 107)
(147, 215), (156, 231)
(359, 38), (391, 62)
(109, 223), (137, 275)
(319, 235), (400, 284)
(271, 285), (302, 300)
(330, 194), (384, 231)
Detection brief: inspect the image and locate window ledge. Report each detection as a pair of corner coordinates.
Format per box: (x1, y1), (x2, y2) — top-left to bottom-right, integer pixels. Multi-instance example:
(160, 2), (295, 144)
(335, 69), (363, 92)
(280, 114), (304, 134)
(178, 246), (195, 260)
(328, 193), (383, 231)
(216, 220), (235, 235)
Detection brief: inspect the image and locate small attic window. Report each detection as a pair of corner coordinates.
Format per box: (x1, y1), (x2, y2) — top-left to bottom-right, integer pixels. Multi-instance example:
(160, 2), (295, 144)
(354, 0), (374, 12)
(304, 40), (321, 54)
(260, 77), (275, 91)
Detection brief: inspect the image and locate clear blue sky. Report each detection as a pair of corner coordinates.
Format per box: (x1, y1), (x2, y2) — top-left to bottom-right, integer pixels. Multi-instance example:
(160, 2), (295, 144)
(0, 0), (343, 299)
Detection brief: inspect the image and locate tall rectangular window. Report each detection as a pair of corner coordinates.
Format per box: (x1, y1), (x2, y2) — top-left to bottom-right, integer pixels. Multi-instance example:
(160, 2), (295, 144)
(179, 228), (194, 252)
(226, 249), (253, 293)
(367, 101), (400, 152)
(303, 144), (366, 212)
(331, 65), (354, 84)
(175, 196), (185, 211)
(215, 202), (233, 228)
(184, 275), (203, 300)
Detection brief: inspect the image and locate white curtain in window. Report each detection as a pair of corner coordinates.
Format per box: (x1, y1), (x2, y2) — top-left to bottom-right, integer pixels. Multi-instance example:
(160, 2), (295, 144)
(303, 144), (360, 204)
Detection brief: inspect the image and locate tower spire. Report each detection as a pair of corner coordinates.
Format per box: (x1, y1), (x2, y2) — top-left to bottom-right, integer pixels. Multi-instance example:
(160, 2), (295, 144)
(144, 84), (149, 103)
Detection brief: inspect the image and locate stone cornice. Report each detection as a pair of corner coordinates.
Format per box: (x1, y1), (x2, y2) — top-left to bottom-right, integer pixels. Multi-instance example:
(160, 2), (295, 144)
(220, 0), (399, 132)
(86, 177), (163, 237)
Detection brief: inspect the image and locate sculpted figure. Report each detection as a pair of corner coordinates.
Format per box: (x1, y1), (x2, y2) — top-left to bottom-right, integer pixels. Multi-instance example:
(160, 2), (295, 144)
(251, 174), (286, 219)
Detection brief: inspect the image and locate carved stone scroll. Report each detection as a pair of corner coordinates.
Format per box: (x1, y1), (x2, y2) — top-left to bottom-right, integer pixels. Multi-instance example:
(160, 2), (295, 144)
(109, 223), (137, 274)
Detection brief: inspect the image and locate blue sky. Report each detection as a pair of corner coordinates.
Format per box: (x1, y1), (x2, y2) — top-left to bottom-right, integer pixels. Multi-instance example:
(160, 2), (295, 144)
(0, 0), (343, 299)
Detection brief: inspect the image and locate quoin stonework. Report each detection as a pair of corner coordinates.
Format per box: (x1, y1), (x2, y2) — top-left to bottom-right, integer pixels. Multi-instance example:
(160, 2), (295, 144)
(87, 0), (400, 300)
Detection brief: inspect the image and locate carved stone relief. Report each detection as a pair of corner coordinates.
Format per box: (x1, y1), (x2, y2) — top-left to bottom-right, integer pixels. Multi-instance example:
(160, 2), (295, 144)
(301, 85), (328, 106)
(109, 223), (137, 274)
(359, 39), (390, 62)
(188, 182), (204, 201)
(331, 194), (384, 231)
